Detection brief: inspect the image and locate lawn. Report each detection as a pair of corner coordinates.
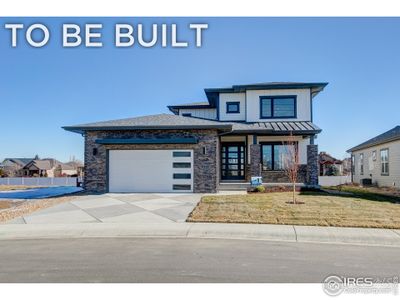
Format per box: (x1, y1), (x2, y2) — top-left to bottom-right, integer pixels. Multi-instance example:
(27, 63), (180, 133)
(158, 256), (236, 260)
(187, 190), (400, 229)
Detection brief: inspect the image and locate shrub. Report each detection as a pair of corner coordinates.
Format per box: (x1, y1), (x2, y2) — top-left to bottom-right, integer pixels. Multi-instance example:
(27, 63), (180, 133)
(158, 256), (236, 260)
(254, 185), (266, 193)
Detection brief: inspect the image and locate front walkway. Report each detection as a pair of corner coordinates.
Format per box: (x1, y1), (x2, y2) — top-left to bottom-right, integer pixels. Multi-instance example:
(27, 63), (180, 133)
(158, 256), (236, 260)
(6, 193), (202, 224)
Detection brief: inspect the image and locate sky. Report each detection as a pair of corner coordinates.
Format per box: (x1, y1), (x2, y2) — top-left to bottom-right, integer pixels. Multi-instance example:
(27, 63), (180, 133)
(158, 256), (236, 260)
(1, 17), (399, 162)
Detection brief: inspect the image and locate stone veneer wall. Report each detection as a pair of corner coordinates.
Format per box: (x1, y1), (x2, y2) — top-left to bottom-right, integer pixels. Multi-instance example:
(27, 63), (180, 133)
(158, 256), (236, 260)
(306, 144), (319, 186)
(261, 165), (307, 183)
(84, 129), (219, 193)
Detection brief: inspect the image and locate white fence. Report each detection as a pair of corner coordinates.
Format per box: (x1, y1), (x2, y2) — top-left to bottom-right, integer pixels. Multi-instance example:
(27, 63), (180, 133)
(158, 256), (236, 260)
(0, 177), (80, 186)
(319, 175), (352, 187)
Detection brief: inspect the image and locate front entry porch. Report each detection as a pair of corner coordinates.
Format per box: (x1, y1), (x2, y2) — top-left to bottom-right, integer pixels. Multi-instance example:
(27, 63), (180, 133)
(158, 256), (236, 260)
(219, 134), (319, 188)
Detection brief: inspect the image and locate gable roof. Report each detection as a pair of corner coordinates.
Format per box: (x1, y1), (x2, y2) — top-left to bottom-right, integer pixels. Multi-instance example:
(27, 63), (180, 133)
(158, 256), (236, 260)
(347, 126), (400, 152)
(63, 113), (232, 134)
(24, 159), (52, 170)
(319, 152), (342, 164)
(2, 158), (34, 167)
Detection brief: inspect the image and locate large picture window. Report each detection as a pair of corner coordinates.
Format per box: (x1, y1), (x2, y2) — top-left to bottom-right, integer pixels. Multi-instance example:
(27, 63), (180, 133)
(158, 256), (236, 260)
(380, 149), (389, 175)
(261, 143), (297, 170)
(260, 96), (296, 119)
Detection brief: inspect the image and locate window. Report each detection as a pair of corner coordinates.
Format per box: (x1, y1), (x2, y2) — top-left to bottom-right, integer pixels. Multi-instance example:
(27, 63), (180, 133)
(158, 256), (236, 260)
(372, 150), (377, 161)
(173, 151), (191, 157)
(351, 155), (355, 174)
(226, 101), (240, 114)
(380, 149), (389, 175)
(261, 143), (297, 170)
(260, 96), (296, 119)
(173, 162), (191, 168)
(173, 184), (191, 190)
(359, 153), (364, 175)
(182, 113), (192, 117)
(173, 173), (191, 179)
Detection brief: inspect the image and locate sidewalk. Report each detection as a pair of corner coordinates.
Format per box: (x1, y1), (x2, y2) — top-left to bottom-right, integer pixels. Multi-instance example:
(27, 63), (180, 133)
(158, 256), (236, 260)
(1, 222), (399, 247)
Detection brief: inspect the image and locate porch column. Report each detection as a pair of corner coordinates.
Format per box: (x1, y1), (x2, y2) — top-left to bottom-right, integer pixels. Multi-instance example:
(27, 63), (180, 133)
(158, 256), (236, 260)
(250, 142), (261, 177)
(307, 144), (319, 186)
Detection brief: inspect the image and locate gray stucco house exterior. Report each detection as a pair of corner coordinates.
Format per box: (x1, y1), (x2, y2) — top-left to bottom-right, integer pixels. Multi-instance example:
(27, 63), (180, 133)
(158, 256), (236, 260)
(63, 82), (327, 193)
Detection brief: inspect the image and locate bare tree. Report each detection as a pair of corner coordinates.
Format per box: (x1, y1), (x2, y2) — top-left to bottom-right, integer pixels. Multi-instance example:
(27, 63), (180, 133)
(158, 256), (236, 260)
(282, 132), (300, 204)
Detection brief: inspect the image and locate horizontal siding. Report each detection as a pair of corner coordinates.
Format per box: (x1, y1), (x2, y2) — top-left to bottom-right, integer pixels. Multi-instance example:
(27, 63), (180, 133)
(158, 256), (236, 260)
(179, 108), (217, 120)
(352, 140), (400, 188)
(219, 93), (246, 121)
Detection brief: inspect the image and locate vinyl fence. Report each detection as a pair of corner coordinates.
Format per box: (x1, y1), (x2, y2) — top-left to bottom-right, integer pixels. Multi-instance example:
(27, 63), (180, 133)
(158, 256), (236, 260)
(318, 175), (352, 187)
(0, 177), (81, 186)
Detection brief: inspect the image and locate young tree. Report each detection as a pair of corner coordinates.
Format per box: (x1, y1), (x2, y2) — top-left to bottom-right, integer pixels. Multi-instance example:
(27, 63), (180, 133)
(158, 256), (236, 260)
(282, 132), (300, 204)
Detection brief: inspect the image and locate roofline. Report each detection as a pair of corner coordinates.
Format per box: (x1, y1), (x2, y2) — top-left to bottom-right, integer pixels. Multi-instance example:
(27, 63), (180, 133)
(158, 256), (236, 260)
(228, 129), (322, 135)
(167, 104), (213, 114)
(62, 124), (232, 134)
(347, 135), (400, 153)
(204, 82), (328, 94)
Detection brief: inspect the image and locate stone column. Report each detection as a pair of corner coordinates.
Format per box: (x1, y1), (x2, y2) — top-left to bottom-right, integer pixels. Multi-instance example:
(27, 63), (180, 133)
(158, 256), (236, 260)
(307, 144), (319, 186)
(250, 144), (261, 177)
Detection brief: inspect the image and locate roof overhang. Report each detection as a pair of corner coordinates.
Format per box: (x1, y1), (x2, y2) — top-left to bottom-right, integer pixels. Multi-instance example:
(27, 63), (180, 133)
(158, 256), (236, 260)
(63, 124), (232, 134)
(167, 104), (213, 114)
(205, 82), (328, 103)
(95, 137), (199, 145)
(347, 136), (400, 153)
(226, 129), (321, 135)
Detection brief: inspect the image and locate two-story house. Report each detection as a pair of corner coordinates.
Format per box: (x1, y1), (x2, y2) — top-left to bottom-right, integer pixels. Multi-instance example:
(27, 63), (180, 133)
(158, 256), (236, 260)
(63, 82), (328, 193)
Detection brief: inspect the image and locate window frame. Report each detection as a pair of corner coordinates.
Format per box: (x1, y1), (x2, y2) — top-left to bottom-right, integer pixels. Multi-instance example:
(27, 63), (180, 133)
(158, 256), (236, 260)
(259, 95), (297, 119)
(380, 148), (389, 176)
(226, 101), (240, 114)
(359, 153), (364, 175)
(260, 142), (298, 171)
(172, 151), (191, 157)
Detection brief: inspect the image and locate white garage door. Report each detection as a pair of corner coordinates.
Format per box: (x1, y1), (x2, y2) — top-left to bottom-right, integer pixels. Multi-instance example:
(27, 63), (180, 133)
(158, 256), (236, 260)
(108, 150), (193, 193)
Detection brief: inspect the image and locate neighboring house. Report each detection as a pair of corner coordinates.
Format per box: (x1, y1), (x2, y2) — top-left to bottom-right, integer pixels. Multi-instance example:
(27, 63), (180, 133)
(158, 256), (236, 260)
(0, 158), (34, 177)
(347, 126), (400, 188)
(63, 82), (328, 193)
(318, 152), (343, 176)
(21, 159), (80, 177)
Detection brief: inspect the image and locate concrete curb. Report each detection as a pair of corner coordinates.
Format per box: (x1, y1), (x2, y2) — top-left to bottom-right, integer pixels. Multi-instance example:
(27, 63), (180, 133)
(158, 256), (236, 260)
(1, 223), (400, 247)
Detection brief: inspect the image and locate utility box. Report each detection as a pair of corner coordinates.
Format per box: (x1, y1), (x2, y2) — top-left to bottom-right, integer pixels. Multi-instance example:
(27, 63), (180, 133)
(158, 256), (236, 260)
(361, 178), (372, 186)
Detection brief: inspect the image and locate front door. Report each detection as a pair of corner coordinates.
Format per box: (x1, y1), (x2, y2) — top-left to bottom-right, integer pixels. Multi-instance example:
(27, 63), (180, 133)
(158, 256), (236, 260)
(221, 143), (245, 180)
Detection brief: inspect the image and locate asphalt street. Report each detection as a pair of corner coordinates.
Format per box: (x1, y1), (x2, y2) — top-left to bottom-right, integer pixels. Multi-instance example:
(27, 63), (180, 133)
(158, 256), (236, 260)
(0, 238), (398, 283)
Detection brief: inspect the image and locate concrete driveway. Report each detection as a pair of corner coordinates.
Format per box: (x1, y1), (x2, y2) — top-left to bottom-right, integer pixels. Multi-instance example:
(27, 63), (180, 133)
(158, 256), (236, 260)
(8, 193), (202, 224)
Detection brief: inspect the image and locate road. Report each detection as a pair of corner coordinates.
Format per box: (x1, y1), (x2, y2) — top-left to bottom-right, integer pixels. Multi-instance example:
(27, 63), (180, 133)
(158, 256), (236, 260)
(0, 238), (398, 283)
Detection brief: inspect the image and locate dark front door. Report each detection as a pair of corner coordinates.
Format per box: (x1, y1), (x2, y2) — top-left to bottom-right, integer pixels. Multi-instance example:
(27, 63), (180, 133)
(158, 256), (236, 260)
(221, 143), (245, 180)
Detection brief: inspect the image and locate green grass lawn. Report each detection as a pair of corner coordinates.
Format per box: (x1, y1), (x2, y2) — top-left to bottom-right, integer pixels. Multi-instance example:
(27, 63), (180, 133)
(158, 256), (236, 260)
(187, 190), (400, 229)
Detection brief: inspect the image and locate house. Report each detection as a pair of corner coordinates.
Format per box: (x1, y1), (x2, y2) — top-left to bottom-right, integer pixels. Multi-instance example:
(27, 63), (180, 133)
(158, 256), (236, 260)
(0, 158), (34, 177)
(21, 159), (81, 177)
(63, 82), (328, 193)
(347, 126), (400, 188)
(318, 152), (343, 176)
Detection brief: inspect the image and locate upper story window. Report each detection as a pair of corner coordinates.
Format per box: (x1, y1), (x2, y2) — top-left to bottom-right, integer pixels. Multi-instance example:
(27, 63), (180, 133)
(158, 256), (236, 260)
(380, 149), (389, 175)
(182, 113), (192, 117)
(260, 96), (296, 119)
(359, 153), (364, 175)
(226, 101), (240, 114)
